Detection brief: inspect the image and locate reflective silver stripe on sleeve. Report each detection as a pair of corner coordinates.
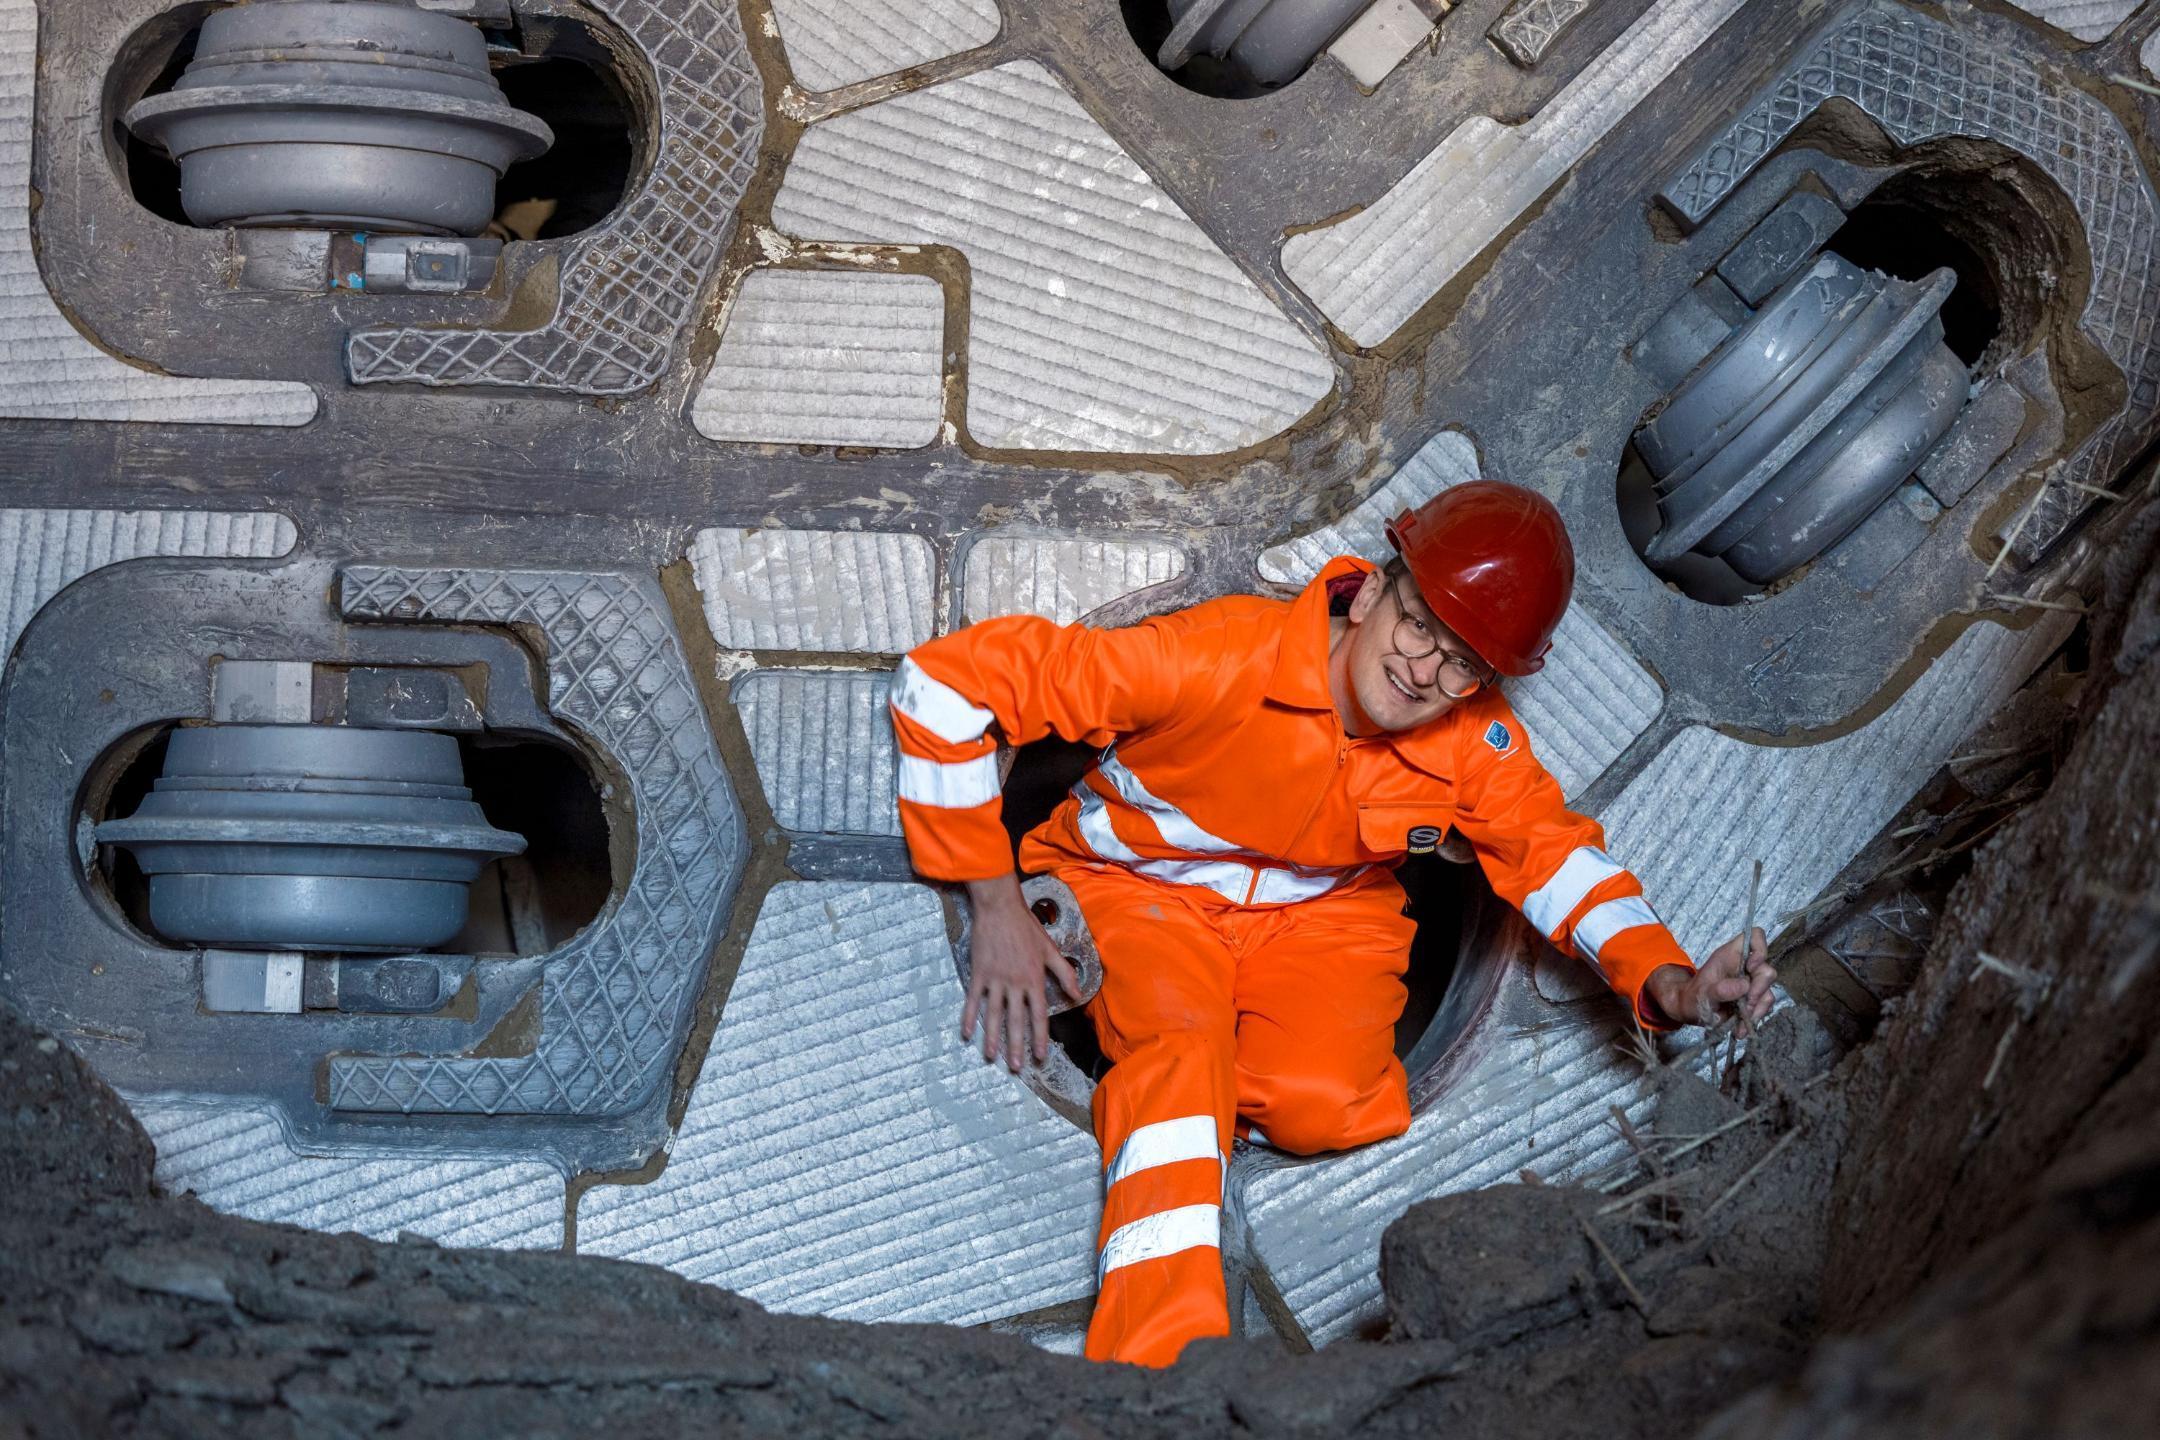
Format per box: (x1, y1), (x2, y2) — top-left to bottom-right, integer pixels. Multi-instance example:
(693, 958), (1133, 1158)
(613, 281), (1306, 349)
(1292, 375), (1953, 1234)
(1097, 748), (1242, 854)
(1572, 895), (1663, 974)
(890, 657), (995, 744)
(1097, 1203), (1221, 1283)
(896, 752), (1000, 808)
(1107, 1115), (1221, 1188)
(1523, 846), (1626, 937)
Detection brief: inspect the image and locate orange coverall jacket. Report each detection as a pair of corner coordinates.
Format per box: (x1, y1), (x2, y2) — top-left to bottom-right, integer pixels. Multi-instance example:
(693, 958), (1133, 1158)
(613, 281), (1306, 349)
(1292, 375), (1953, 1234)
(889, 555), (1691, 1019)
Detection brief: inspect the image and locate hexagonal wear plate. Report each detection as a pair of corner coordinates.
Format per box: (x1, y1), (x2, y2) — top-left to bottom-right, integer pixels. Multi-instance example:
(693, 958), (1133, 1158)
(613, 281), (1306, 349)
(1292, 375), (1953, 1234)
(345, 0), (763, 395)
(329, 568), (747, 1115)
(1658, 0), (2160, 563)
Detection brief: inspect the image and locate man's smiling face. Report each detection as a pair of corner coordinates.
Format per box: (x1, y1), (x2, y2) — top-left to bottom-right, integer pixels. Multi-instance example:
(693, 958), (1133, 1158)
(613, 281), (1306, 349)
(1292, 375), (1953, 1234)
(1336, 565), (1493, 734)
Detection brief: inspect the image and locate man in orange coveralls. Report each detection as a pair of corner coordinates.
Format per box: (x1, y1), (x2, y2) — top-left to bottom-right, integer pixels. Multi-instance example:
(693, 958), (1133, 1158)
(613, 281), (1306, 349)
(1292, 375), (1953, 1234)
(888, 481), (1776, 1366)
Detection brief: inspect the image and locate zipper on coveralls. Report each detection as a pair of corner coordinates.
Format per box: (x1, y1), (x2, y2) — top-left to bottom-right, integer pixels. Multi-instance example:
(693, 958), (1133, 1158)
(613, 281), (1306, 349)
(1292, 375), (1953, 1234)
(1280, 716), (1353, 865)
(1244, 728), (1348, 907)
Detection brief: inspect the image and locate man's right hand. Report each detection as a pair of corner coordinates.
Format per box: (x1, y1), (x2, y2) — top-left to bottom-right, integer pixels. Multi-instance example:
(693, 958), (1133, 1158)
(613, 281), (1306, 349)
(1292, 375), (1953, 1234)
(962, 874), (1083, 1073)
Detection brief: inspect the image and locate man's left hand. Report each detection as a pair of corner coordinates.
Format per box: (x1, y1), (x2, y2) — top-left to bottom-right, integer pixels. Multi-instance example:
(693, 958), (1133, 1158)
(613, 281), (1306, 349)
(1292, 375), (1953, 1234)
(1642, 928), (1774, 1034)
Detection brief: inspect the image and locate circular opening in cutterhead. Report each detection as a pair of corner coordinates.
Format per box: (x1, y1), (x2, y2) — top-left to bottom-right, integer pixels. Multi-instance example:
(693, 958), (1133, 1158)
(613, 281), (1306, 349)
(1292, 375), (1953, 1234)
(1614, 437), (1765, 606)
(1121, 0), (1352, 98)
(107, 2), (643, 238)
(999, 737), (1113, 1079)
(1392, 849), (1471, 1065)
(1616, 136), (2105, 605)
(1823, 198), (2002, 368)
(104, 2), (213, 227)
(449, 734), (613, 952)
(486, 21), (641, 239)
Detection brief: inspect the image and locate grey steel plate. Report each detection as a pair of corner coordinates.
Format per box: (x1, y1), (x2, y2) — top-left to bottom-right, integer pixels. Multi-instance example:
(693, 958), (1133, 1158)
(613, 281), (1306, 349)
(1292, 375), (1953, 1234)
(773, 61), (1335, 454)
(0, 509), (296, 658)
(772, 0), (1002, 91)
(577, 882), (1101, 1327)
(734, 669), (902, 838)
(1282, 0), (1751, 347)
(960, 532), (1188, 625)
(690, 527), (938, 653)
(131, 1095), (564, 1250)
(693, 269), (945, 450)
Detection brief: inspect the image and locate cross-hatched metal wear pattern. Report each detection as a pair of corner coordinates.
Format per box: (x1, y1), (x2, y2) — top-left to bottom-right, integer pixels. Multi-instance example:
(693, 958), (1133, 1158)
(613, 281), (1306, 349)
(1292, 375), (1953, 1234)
(346, 0), (764, 394)
(328, 568), (747, 1115)
(1490, 0), (1599, 68)
(2, 0), (2141, 1352)
(1659, 1), (2160, 564)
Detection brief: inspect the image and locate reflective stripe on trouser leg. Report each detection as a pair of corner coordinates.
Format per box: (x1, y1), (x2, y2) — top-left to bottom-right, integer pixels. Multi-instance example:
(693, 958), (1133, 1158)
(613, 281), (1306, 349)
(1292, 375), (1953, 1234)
(1108, 1114), (1222, 1186)
(1086, 1058), (1234, 1366)
(1099, 1204), (1221, 1284)
(1066, 864), (1239, 1367)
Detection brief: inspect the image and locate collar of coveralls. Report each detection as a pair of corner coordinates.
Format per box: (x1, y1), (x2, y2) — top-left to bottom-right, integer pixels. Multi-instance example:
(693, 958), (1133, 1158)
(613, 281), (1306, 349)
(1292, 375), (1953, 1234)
(1264, 554), (1483, 779)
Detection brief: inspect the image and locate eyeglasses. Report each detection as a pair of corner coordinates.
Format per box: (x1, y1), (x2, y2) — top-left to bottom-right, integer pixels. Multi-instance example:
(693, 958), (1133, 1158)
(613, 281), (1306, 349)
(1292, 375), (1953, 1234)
(1385, 574), (1493, 699)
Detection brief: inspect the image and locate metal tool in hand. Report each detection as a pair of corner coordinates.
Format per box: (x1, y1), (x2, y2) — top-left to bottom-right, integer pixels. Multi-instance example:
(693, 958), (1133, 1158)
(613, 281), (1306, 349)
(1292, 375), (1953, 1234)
(1720, 858), (1764, 1091)
(1740, 858), (1762, 988)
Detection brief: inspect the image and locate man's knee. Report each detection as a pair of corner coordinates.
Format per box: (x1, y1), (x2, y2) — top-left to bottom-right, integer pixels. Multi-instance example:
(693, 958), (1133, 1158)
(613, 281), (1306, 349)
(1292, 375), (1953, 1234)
(1089, 1014), (1238, 1131)
(1088, 988), (1235, 1066)
(1100, 1032), (1237, 1106)
(1242, 1066), (1409, 1156)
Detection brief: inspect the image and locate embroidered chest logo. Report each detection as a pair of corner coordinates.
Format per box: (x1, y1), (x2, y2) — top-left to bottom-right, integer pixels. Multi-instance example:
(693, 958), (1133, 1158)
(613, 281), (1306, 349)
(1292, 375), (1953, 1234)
(1406, 824), (1444, 854)
(1484, 720), (1513, 754)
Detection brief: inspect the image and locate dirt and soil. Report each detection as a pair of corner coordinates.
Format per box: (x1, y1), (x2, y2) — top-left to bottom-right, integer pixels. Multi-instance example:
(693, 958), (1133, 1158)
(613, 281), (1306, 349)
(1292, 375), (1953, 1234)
(4, 526), (2156, 1437)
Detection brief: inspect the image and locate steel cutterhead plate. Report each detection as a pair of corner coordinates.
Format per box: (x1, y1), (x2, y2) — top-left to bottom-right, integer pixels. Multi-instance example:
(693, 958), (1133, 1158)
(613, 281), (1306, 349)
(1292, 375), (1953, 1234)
(1, 0), (2149, 1346)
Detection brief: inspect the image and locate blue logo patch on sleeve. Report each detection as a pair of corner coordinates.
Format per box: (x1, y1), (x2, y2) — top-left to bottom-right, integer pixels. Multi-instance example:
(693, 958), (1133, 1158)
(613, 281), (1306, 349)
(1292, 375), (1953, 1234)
(1484, 720), (1513, 753)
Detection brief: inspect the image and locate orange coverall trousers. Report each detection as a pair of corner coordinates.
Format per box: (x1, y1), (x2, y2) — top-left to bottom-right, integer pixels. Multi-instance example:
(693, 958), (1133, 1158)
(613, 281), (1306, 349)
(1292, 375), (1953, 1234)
(1065, 862), (1416, 1366)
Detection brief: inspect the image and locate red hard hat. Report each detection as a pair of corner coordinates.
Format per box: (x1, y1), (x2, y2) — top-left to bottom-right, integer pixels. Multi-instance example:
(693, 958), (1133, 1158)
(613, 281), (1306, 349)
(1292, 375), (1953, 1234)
(1383, 480), (1575, 677)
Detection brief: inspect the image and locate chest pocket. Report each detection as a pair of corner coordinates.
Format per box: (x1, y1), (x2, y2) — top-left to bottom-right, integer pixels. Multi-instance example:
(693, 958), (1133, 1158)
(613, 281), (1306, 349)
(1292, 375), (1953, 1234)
(1356, 802), (1456, 860)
